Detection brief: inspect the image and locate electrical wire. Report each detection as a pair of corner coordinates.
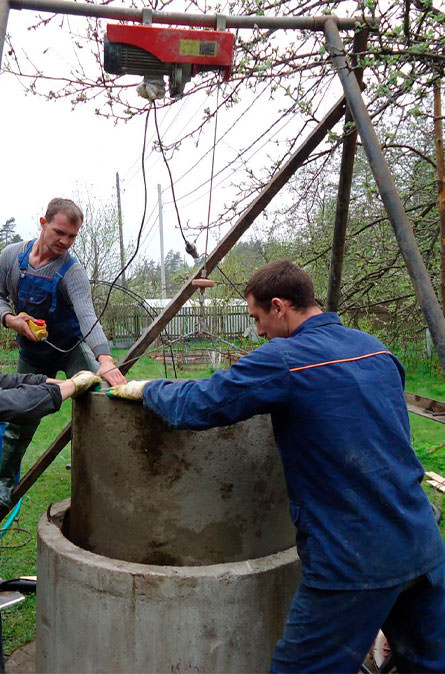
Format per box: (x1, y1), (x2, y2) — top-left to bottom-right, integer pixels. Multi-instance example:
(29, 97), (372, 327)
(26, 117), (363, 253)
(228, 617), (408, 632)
(125, 81), (269, 232)
(153, 101), (188, 247)
(37, 104), (153, 356)
(164, 99), (300, 209)
(204, 82), (220, 267)
(90, 280), (178, 378)
(149, 81), (250, 359)
(134, 80), (271, 234)
(122, 94), (195, 186)
(130, 86), (295, 257)
(163, 82), (271, 191)
(38, 78), (273, 361)
(138, 84), (254, 325)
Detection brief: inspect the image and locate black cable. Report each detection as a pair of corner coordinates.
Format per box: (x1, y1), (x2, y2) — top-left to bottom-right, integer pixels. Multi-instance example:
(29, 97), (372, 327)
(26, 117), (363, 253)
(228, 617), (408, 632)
(164, 99), (299, 208)
(90, 280), (178, 378)
(153, 101), (188, 245)
(204, 82), (220, 267)
(153, 102), (200, 259)
(75, 106), (153, 340)
(162, 81), (271, 190)
(39, 106), (153, 357)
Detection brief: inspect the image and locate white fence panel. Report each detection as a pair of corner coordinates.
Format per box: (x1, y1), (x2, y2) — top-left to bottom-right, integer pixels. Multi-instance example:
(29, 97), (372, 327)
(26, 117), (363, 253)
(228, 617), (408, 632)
(105, 303), (252, 347)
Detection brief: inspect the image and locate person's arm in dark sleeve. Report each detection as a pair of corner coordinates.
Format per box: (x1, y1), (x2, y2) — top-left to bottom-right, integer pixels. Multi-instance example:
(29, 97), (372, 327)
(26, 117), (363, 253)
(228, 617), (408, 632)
(0, 372), (48, 390)
(143, 342), (289, 429)
(0, 383), (62, 423)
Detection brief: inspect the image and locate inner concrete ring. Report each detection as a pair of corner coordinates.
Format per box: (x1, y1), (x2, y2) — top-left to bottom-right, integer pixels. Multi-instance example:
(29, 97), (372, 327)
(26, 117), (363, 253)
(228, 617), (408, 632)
(36, 501), (301, 674)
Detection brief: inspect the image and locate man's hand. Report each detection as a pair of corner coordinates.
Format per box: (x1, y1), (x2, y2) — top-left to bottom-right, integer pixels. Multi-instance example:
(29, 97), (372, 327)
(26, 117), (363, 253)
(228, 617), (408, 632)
(70, 371), (102, 398)
(96, 354), (127, 386)
(4, 312), (38, 342)
(107, 380), (151, 401)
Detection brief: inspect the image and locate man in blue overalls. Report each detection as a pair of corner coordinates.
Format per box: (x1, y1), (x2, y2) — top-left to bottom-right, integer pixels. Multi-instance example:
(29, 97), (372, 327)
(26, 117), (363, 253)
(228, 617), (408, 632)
(108, 259), (445, 673)
(0, 197), (126, 509)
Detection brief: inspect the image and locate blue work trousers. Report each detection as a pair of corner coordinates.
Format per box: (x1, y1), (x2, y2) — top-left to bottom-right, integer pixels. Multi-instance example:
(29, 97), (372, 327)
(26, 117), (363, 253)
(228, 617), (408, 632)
(270, 565), (445, 674)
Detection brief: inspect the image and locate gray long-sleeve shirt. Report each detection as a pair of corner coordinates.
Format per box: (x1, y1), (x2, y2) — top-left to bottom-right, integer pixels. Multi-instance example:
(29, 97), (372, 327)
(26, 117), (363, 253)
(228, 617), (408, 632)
(0, 372), (62, 423)
(0, 241), (110, 359)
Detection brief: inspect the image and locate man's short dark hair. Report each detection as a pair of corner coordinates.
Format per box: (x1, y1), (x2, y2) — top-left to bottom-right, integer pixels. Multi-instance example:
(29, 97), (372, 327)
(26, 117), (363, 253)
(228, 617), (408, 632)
(244, 259), (315, 311)
(45, 198), (83, 227)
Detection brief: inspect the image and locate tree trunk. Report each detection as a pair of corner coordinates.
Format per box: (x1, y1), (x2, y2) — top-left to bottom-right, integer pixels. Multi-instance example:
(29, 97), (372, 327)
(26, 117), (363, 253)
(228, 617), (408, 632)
(433, 82), (445, 317)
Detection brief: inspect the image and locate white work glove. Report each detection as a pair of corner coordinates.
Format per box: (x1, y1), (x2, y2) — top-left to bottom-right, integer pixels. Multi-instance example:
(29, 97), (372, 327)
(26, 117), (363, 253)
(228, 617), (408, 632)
(106, 380), (151, 401)
(71, 371), (102, 398)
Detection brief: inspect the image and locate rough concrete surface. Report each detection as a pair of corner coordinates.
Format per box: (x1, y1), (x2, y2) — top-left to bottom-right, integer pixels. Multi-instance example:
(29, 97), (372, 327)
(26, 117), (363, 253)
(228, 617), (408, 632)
(36, 397), (301, 673)
(70, 394), (295, 565)
(36, 502), (301, 674)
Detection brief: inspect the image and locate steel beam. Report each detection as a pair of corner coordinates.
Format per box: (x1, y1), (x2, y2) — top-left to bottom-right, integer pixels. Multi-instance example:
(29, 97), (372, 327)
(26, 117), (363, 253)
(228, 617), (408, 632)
(327, 28), (368, 311)
(324, 18), (445, 370)
(8, 0), (370, 31)
(0, 0), (10, 68)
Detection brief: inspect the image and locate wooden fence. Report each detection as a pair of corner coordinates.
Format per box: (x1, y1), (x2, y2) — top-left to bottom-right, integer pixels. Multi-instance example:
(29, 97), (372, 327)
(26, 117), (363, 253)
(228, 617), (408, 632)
(103, 304), (252, 347)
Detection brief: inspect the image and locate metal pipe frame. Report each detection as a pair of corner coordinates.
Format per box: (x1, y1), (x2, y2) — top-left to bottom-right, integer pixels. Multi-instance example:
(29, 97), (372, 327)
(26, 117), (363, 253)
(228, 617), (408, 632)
(326, 28), (368, 312)
(324, 18), (445, 370)
(8, 0), (370, 30)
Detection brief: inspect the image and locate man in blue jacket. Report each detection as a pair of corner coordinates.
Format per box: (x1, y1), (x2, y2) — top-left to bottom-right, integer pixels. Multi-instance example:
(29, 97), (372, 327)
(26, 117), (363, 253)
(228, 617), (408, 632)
(109, 259), (445, 673)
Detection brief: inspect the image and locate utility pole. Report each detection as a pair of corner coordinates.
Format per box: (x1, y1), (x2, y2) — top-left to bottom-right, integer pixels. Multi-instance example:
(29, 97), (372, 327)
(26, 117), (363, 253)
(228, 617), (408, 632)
(433, 82), (445, 316)
(158, 184), (167, 299)
(115, 172), (127, 288)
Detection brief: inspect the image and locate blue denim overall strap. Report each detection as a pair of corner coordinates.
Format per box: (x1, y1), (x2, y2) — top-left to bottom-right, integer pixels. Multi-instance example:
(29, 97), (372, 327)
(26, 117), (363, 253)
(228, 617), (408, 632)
(16, 241), (83, 366)
(17, 240), (34, 273)
(18, 239), (76, 313)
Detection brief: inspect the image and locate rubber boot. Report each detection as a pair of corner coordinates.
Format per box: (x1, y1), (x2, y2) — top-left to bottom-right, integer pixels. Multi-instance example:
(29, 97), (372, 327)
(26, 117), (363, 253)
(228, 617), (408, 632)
(0, 421), (38, 509)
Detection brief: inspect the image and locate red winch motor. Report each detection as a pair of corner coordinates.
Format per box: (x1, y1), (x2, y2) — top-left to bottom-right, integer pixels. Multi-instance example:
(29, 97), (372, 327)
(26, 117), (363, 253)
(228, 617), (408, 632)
(104, 24), (234, 99)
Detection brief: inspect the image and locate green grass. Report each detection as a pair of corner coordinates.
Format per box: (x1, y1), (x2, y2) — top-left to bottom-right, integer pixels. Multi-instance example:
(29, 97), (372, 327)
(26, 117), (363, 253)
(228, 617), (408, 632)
(113, 349), (216, 380)
(0, 403), (73, 655)
(0, 346), (443, 657)
(403, 360), (445, 526)
(405, 360), (444, 461)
